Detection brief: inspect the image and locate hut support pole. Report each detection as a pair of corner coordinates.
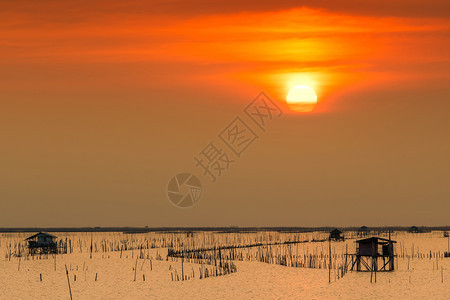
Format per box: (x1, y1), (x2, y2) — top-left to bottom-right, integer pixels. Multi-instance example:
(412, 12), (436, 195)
(328, 238), (331, 283)
(374, 257), (377, 282)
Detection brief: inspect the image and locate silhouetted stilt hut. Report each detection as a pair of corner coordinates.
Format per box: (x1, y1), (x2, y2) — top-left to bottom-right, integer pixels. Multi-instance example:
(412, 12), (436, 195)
(350, 237), (396, 272)
(358, 226), (369, 237)
(408, 226), (421, 233)
(329, 229), (344, 241)
(25, 232), (58, 254)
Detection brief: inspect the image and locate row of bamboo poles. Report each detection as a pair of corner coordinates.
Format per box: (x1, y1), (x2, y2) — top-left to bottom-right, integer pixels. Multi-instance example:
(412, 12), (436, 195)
(2, 230), (448, 259)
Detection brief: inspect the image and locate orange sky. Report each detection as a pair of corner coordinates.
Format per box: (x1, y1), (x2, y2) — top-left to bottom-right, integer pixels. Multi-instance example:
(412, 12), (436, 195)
(2, 1), (449, 105)
(0, 1), (449, 227)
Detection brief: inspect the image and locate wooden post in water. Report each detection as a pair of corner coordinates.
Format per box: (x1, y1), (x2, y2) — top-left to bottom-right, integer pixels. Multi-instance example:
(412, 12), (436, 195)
(328, 238), (331, 283)
(182, 256), (184, 281)
(374, 257), (377, 283)
(64, 264), (73, 300)
(345, 244), (348, 271)
(134, 257), (138, 281)
(370, 258), (374, 283)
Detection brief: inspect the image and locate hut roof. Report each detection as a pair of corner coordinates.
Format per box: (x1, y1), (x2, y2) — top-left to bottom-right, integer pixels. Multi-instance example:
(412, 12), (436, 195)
(356, 237), (396, 244)
(409, 226), (420, 231)
(330, 229), (342, 234)
(25, 232), (57, 241)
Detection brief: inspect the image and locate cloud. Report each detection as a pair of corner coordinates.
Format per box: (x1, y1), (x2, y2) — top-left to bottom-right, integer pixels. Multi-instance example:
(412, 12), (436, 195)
(0, 3), (448, 100)
(2, 0), (450, 21)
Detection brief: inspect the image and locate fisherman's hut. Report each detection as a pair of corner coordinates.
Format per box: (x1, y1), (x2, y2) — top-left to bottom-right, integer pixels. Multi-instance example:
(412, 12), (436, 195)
(350, 237), (396, 272)
(25, 232), (58, 254)
(409, 226), (421, 233)
(358, 226), (369, 237)
(329, 229), (344, 241)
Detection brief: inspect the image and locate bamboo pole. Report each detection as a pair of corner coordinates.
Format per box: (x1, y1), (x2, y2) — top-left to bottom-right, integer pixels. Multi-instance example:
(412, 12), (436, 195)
(65, 264), (73, 300)
(134, 257), (138, 281)
(328, 238), (331, 283)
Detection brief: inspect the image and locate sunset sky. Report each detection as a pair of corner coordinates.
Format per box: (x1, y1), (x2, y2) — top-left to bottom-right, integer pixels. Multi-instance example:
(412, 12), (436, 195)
(1, 0), (449, 227)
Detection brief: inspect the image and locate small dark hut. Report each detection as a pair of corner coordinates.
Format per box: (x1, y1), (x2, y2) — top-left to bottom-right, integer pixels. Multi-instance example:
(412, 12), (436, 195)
(329, 229), (344, 241)
(358, 226), (369, 237)
(409, 226), (421, 233)
(359, 226), (368, 232)
(350, 237), (396, 272)
(25, 232), (58, 254)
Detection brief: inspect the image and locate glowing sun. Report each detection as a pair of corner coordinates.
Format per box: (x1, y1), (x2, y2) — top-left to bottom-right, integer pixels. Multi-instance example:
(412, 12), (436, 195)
(286, 85), (317, 112)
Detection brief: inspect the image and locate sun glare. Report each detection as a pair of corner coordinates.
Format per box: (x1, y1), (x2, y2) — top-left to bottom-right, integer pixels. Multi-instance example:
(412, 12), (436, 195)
(286, 85), (318, 112)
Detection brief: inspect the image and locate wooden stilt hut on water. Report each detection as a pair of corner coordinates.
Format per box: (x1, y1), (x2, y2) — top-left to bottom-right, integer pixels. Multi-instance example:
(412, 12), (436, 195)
(329, 229), (344, 241)
(349, 237), (396, 273)
(25, 232), (58, 254)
